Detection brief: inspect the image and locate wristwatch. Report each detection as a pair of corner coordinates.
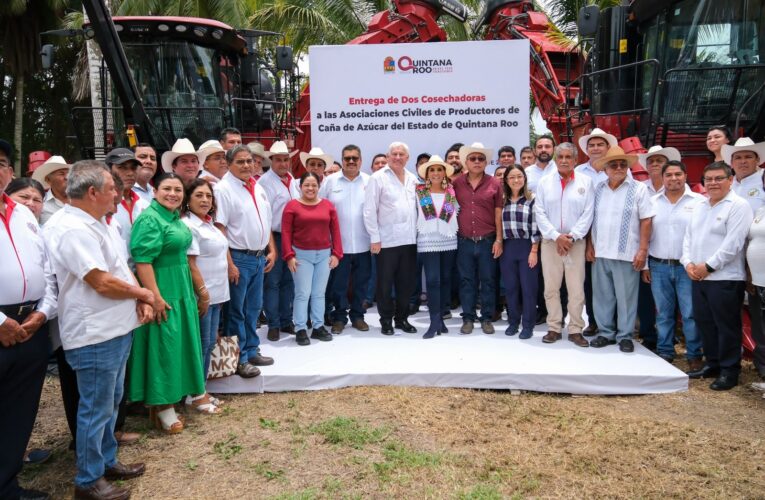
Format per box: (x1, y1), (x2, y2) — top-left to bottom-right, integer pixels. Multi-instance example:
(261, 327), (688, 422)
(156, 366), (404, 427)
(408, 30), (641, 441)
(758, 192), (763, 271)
(705, 263), (715, 273)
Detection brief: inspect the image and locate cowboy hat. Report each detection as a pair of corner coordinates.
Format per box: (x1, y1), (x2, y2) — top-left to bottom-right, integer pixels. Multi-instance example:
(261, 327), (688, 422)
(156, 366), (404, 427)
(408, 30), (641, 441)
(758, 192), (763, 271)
(417, 154), (454, 180)
(32, 156), (71, 189)
(161, 138), (200, 173)
(196, 139), (226, 166)
(638, 145), (681, 166)
(722, 137), (765, 167)
(263, 141), (299, 159)
(246, 142), (271, 167)
(299, 147), (333, 169)
(458, 142), (494, 167)
(578, 128), (618, 155)
(592, 146), (638, 170)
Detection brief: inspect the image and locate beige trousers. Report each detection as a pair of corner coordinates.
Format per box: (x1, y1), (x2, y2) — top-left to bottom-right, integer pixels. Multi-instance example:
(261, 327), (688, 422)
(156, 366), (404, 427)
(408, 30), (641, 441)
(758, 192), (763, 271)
(540, 239), (586, 333)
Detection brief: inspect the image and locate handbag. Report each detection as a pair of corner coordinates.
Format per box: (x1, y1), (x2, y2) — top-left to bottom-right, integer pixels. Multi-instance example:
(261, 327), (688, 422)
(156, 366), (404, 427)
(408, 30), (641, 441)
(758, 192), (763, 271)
(207, 336), (239, 380)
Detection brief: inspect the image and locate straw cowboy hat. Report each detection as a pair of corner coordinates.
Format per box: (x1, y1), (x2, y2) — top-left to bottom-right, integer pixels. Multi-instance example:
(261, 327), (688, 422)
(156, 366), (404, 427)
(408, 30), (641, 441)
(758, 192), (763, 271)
(578, 128), (618, 155)
(592, 146), (638, 170)
(417, 155), (454, 180)
(32, 156), (71, 189)
(638, 145), (682, 166)
(161, 138), (200, 173)
(299, 147), (333, 168)
(246, 142), (271, 167)
(263, 141), (299, 159)
(196, 139), (226, 165)
(458, 142), (494, 167)
(722, 137), (765, 167)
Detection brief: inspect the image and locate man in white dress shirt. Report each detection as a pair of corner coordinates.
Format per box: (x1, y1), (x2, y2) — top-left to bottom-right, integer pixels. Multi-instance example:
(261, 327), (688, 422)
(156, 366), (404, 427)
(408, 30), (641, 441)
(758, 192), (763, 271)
(105, 148), (149, 253)
(197, 139), (228, 183)
(44, 161), (155, 499)
(363, 141), (419, 335)
(587, 147), (654, 353)
(534, 143), (594, 347)
(132, 143), (157, 203)
(682, 161), (753, 390)
(525, 135), (556, 193)
(320, 144), (372, 334)
(258, 141), (301, 341)
(643, 160), (704, 368)
(215, 145), (276, 378)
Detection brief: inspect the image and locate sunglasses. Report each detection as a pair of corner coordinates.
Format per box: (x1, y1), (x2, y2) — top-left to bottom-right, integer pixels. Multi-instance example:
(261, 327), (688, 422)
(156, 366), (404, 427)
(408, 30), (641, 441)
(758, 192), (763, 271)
(343, 156), (359, 163)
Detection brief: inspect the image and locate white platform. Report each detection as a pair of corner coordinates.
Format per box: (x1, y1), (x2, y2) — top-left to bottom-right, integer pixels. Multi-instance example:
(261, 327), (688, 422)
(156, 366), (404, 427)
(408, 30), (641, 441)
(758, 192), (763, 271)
(207, 308), (689, 395)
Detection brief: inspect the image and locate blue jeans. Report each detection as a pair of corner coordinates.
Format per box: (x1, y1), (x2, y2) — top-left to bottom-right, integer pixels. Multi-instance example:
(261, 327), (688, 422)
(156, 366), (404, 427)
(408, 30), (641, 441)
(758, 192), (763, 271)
(649, 260), (701, 359)
(199, 303), (222, 378)
(421, 250), (457, 318)
(292, 248), (332, 331)
(331, 251), (372, 324)
(229, 252), (265, 364)
(593, 258), (639, 342)
(457, 237), (497, 322)
(264, 232), (295, 329)
(65, 333), (132, 488)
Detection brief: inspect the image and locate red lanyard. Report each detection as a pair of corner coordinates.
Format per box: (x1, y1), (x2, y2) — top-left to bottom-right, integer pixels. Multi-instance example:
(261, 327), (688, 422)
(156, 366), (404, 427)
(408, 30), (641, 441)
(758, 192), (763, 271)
(120, 190), (140, 224)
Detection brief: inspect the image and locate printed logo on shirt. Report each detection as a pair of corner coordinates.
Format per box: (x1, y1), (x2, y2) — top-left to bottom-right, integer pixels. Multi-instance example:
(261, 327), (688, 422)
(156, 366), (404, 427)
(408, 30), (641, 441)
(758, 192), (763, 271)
(749, 188), (760, 197)
(577, 187), (585, 195)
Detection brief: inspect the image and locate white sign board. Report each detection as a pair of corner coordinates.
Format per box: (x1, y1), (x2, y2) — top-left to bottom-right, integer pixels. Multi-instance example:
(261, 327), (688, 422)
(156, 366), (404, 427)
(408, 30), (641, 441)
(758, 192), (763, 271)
(309, 40), (530, 174)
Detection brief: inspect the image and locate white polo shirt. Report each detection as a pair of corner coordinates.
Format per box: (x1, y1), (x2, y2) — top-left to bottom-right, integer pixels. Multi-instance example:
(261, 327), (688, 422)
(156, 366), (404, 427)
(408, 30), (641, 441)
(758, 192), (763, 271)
(199, 169), (221, 184)
(257, 169), (300, 232)
(184, 212), (230, 305)
(592, 179), (655, 262)
(0, 195), (52, 325)
(574, 162), (607, 186)
(747, 206), (765, 286)
(113, 191), (149, 251)
(319, 171), (371, 254)
(681, 190), (753, 281)
(525, 162), (556, 193)
(43, 204), (138, 350)
(132, 183), (154, 204)
(732, 169), (765, 213)
(648, 186), (703, 260)
(40, 191), (65, 226)
(363, 166), (418, 248)
(643, 179), (665, 196)
(534, 171), (594, 241)
(214, 171), (272, 251)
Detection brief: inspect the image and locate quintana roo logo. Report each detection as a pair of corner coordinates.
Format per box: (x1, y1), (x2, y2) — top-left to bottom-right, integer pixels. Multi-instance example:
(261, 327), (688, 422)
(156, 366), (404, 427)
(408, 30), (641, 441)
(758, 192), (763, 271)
(384, 56), (396, 74)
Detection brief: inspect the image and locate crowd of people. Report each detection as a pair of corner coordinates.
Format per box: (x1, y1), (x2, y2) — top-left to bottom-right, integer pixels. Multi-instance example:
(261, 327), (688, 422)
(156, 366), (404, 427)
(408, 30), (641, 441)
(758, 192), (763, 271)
(3, 124), (765, 499)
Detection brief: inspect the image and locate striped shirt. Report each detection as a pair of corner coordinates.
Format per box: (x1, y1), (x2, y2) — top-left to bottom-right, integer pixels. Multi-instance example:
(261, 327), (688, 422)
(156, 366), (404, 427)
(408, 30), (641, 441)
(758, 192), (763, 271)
(502, 196), (541, 243)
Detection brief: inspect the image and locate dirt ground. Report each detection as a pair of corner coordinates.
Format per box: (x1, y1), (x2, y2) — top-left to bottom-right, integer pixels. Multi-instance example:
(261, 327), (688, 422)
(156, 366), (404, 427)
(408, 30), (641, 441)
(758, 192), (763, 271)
(20, 361), (765, 499)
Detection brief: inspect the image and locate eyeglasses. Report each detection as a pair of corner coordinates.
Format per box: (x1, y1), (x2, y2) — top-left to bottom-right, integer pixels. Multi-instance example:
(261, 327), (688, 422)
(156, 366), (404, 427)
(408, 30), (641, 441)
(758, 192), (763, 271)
(607, 164), (629, 170)
(0, 160), (10, 168)
(467, 156), (486, 163)
(343, 156), (359, 163)
(703, 175), (730, 184)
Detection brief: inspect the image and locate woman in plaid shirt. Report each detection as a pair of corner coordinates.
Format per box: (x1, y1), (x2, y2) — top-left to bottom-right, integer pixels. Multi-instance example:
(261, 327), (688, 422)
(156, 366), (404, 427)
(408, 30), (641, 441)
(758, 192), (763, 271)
(500, 165), (541, 339)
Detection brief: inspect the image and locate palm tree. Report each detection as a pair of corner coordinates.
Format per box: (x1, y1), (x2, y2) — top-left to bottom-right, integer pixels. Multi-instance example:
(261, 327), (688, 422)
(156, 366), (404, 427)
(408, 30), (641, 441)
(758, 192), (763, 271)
(114, 0), (249, 28)
(541, 0), (621, 52)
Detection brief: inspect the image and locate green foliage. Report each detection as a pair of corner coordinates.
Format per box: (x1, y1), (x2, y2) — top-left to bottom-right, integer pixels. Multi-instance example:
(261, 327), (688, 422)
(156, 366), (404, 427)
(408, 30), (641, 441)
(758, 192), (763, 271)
(259, 417), (280, 429)
(308, 416), (389, 449)
(213, 432), (243, 459)
(457, 484), (503, 500)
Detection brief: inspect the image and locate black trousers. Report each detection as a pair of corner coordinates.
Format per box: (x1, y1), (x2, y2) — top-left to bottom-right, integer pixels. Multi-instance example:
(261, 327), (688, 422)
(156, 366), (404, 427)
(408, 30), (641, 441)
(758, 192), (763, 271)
(692, 280), (745, 375)
(747, 288), (765, 378)
(376, 244), (418, 322)
(584, 261), (597, 327)
(0, 316), (49, 499)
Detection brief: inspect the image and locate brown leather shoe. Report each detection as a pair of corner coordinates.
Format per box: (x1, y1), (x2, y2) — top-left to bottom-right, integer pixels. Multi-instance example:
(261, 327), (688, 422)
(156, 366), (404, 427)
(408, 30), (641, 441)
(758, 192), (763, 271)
(267, 328), (280, 342)
(351, 319), (370, 331)
(567, 333), (589, 347)
(105, 461), (146, 480)
(331, 321), (345, 334)
(687, 358), (704, 372)
(542, 331), (562, 343)
(582, 323), (598, 337)
(113, 431), (140, 446)
(248, 353), (274, 366)
(74, 477), (130, 500)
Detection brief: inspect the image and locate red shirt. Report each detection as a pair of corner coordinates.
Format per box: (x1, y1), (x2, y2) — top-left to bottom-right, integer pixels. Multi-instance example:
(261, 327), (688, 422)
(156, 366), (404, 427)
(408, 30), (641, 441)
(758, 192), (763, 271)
(281, 199), (343, 261)
(452, 173), (503, 238)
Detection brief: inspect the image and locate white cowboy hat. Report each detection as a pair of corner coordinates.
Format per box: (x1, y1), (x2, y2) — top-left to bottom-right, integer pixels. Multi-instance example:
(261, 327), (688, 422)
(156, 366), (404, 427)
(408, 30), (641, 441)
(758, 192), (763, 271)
(417, 154), (454, 180)
(638, 145), (682, 166)
(299, 147), (333, 169)
(578, 128), (618, 156)
(592, 146), (638, 170)
(458, 142), (494, 167)
(196, 139), (225, 166)
(722, 137), (765, 167)
(246, 142), (271, 167)
(161, 138), (200, 173)
(263, 140), (298, 159)
(32, 155), (71, 189)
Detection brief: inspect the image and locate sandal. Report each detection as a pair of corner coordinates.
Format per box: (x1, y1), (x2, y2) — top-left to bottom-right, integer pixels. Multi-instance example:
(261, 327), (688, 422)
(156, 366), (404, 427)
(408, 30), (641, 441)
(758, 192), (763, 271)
(184, 394), (222, 415)
(150, 406), (184, 434)
(208, 394), (225, 407)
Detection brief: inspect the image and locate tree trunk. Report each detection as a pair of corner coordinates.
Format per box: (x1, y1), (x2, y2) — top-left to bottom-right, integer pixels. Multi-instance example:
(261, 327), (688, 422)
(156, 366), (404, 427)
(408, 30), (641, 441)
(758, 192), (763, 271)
(13, 74), (24, 177)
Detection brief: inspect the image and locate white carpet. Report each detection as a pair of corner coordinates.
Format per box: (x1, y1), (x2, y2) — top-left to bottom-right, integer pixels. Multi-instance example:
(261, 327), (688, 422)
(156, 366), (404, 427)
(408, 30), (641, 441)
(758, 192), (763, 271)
(207, 307), (688, 395)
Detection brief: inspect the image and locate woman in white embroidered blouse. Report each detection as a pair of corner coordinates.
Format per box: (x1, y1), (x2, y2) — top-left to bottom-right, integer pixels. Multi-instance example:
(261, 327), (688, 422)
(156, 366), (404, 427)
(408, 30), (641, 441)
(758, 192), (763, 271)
(415, 155), (460, 339)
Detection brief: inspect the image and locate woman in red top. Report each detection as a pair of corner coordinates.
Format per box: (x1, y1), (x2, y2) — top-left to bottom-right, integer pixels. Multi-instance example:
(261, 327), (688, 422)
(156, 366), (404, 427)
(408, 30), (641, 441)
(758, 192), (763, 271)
(282, 172), (343, 346)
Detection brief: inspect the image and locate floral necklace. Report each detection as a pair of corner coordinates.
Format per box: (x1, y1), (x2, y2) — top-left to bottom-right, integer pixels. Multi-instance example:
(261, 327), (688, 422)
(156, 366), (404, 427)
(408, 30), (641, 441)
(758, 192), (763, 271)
(416, 184), (457, 222)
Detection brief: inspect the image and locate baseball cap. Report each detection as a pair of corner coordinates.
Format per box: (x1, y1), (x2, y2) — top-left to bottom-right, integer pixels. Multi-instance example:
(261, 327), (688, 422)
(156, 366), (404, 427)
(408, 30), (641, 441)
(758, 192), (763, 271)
(105, 148), (137, 166)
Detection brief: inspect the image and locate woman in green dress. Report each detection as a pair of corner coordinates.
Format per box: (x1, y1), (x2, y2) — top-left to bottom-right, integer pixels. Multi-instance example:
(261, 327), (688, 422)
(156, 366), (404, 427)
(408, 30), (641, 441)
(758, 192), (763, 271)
(128, 173), (208, 433)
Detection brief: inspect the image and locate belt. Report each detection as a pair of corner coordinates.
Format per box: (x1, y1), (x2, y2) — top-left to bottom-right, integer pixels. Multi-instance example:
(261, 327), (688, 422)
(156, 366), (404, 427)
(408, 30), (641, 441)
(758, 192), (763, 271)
(0, 300), (38, 318)
(458, 233), (496, 243)
(649, 256), (682, 266)
(231, 247), (267, 257)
